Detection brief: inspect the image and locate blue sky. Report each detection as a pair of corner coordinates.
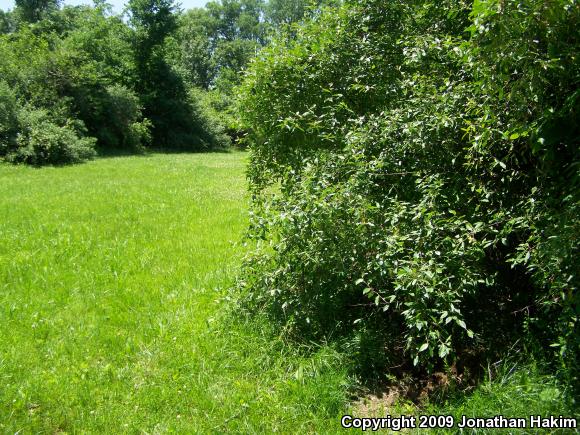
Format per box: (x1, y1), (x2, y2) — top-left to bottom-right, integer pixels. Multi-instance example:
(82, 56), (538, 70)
(0, 0), (209, 13)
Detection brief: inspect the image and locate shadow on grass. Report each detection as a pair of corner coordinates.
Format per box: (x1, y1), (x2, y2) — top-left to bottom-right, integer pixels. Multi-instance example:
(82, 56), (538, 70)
(237, 260), (572, 409)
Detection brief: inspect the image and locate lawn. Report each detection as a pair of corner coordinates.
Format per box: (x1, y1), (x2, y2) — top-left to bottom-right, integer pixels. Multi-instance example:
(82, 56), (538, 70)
(0, 153), (349, 433)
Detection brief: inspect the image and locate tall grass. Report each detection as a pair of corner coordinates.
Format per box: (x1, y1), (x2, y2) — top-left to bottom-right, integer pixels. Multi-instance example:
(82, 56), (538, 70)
(0, 152), (575, 433)
(424, 362), (578, 434)
(0, 153), (349, 433)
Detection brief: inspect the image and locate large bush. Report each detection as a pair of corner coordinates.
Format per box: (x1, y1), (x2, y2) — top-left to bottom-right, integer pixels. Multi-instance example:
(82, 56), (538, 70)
(4, 107), (96, 165)
(93, 85), (152, 151)
(1, 81), (96, 165)
(238, 0), (579, 380)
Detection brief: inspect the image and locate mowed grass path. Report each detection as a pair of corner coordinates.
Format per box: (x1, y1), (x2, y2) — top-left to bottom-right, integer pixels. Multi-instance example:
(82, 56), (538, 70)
(0, 153), (348, 433)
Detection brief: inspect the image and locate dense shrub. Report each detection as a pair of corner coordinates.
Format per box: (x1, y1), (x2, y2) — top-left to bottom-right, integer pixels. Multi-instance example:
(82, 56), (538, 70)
(0, 81), (19, 155)
(191, 88), (244, 145)
(188, 92), (232, 150)
(238, 0), (579, 380)
(0, 11), (149, 158)
(0, 2), (229, 162)
(2, 82), (96, 165)
(4, 107), (96, 165)
(93, 85), (151, 151)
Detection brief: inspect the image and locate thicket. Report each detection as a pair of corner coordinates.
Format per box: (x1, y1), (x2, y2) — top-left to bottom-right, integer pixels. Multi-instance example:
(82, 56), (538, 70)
(238, 0), (579, 386)
(0, 86), (96, 164)
(0, 5), (148, 163)
(0, 0), (333, 165)
(0, 1), (235, 165)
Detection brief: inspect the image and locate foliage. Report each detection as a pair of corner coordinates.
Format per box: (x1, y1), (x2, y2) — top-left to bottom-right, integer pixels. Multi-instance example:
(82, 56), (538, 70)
(0, 81), (19, 156)
(1, 79), (96, 165)
(166, 1), (273, 146)
(127, 0), (229, 150)
(14, 0), (60, 23)
(265, 0), (340, 26)
(239, 0), (579, 381)
(0, 0), (237, 164)
(171, 8), (215, 89)
(5, 106), (96, 165)
(0, 9), (16, 33)
(128, 0), (177, 69)
(190, 87), (244, 144)
(171, 0), (331, 93)
(265, 0), (309, 25)
(56, 8), (149, 150)
(0, 7), (152, 161)
(96, 85), (152, 150)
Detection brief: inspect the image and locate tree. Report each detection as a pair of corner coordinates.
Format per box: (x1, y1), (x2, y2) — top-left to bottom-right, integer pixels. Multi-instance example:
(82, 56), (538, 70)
(174, 8), (215, 89)
(127, 0), (228, 149)
(0, 10), (16, 33)
(175, 0), (266, 89)
(265, 0), (340, 26)
(127, 0), (176, 71)
(14, 0), (60, 23)
(265, 0), (307, 25)
(127, 0), (182, 145)
(0, 4), (150, 161)
(168, 0), (269, 144)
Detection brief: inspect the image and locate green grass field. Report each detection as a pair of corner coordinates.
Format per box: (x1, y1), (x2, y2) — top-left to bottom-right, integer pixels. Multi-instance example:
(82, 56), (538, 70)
(1, 152), (576, 434)
(0, 153), (350, 433)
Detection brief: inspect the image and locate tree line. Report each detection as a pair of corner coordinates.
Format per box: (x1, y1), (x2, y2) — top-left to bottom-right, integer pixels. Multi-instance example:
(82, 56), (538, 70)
(0, 0), (330, 164)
